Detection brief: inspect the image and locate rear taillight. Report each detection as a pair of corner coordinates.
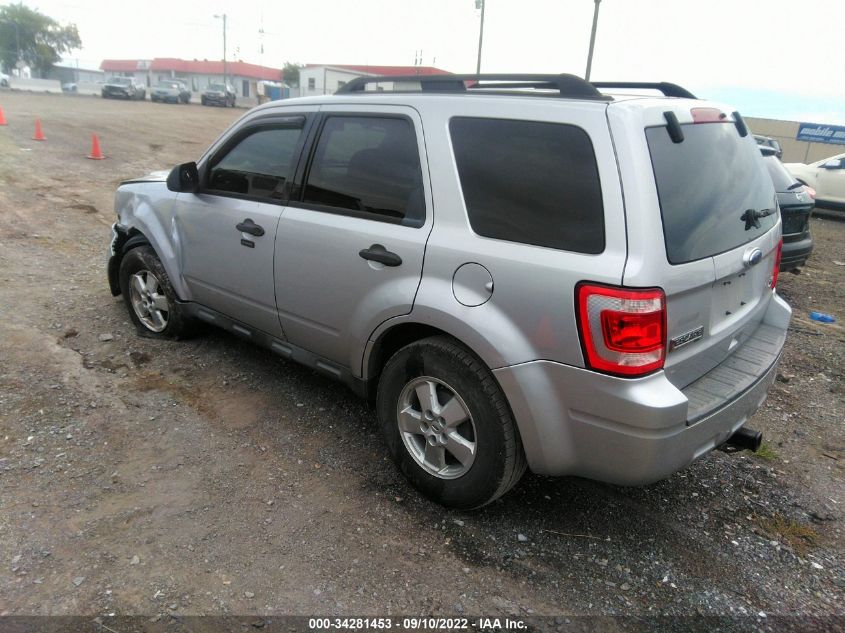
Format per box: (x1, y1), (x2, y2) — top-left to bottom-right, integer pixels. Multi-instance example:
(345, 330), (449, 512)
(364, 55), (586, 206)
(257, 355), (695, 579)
(805, 185), (816, 200)
(576, 284), (667, 377)
(769, 239), (783, 289)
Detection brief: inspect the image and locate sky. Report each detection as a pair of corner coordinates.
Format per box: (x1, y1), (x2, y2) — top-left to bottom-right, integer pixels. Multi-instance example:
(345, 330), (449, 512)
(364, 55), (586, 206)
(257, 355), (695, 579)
(13, 0), (845, 124)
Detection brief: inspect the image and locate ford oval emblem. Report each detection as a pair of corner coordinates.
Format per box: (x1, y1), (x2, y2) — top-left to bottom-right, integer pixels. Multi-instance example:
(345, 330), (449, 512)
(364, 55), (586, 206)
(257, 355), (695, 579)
(744, 248), (763, 267)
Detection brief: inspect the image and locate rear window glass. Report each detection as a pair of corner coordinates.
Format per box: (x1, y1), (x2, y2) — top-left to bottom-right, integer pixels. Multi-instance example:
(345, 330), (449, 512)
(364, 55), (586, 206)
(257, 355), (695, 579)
(303, 116), (424, 224)
(762, 155), (797, 192)
(646, 123), (776, 264)
(450, 117), (605, 254)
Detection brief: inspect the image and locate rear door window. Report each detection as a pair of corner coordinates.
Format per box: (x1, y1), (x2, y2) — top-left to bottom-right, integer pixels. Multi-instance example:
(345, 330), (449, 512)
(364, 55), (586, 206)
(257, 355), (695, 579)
(302, 116), (425, 225)
(449, 117), (604, 254)
(646, 123), (776, 264)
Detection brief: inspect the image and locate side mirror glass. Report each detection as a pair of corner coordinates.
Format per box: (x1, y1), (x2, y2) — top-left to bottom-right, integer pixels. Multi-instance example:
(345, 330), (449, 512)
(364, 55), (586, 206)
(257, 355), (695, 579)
(166, 162), (199, 192)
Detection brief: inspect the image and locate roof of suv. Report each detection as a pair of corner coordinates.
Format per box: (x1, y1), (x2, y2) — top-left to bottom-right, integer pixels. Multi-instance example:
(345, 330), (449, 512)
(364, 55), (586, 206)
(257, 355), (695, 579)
(251, 74), (712, 117)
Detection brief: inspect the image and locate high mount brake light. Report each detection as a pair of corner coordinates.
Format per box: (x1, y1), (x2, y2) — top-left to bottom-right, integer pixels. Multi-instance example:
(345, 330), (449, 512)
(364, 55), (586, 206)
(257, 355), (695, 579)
(691, 107), (727, 123)
(576, 284), (667, 377)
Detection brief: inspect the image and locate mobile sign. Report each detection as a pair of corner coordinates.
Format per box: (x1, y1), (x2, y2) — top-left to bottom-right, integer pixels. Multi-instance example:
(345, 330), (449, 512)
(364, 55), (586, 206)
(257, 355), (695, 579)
(796, 122), (845, 146)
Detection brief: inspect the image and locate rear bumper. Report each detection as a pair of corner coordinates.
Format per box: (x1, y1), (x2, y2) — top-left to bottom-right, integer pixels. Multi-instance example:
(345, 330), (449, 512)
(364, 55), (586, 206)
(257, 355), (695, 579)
(780, 233), (812, 269)
(494, 294), (791, 485)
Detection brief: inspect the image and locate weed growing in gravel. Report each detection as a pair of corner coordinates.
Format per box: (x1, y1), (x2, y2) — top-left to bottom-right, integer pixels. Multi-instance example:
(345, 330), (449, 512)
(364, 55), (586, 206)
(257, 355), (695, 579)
(754, 442), (779, 461)
(759, 514), (819, 554)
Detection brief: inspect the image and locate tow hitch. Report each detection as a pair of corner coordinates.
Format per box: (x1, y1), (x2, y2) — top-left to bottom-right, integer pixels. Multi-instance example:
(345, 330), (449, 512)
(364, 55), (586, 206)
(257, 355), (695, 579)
(720, 427), (763, 454)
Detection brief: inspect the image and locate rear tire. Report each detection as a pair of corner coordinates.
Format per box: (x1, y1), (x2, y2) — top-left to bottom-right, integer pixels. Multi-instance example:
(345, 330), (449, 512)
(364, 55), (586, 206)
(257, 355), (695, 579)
(377, 336), (527, 509)
(119, 246), (194, 339)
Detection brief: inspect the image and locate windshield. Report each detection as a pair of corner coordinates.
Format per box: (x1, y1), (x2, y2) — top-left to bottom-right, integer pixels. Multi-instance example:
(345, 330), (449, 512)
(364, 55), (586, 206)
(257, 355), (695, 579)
(646, 122), (777, 264)
(112, 77), (131, 85)
(157, 82), (179, 89)
(207, 84), (226, 91)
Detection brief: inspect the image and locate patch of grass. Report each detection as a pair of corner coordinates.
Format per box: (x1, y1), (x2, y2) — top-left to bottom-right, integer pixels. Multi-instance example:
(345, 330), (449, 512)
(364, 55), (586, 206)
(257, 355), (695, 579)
(759, 514), (819, 554)
(754, 442), (779, 461)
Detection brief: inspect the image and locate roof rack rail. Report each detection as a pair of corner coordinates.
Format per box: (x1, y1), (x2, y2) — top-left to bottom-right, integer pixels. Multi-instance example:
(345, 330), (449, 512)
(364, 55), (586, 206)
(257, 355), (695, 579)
(591, 82), (697, 99)
(335, 73), (608, 100)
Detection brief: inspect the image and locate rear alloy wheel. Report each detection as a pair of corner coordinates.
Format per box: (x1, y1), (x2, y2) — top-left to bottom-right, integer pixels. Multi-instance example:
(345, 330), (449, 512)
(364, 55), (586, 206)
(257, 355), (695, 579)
(398, 376), (477, 479)
(377, 336), (527, 509)
(119, 246), (194, 339)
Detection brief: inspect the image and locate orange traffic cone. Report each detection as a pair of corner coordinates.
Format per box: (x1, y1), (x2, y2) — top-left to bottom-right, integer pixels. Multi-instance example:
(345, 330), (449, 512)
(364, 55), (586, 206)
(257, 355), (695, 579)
(32, 118), (45, 141)
(87, 133), (105, 160)
(0, 106), (7, 126)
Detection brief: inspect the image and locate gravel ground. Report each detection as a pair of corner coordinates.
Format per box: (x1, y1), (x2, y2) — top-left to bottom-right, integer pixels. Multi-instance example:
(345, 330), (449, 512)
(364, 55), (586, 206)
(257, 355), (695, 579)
(0, 91), (843, 628)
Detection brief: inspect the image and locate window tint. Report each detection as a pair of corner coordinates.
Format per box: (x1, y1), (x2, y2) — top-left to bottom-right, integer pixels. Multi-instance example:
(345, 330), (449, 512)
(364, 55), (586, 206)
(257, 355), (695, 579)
(208, 125), (303, 200)
(449, 117), (605, 254)
(303, 116), (424, 224)
(646, 123), (776, 264)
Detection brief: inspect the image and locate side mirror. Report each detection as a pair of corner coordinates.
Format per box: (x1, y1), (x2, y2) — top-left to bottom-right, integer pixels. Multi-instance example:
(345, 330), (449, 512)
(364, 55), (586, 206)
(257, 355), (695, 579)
(166, 162), (199, 192)
(822, 158), (843, 169)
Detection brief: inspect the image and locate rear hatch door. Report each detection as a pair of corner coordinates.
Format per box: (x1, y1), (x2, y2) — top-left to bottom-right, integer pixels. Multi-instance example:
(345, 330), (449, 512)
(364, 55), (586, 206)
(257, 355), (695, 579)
(610, 102), (780, 390)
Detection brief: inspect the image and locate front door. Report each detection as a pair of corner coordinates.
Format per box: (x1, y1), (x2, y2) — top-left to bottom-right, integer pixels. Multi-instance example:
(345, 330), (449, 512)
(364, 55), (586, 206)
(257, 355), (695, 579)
(274, 107), (432, 369)
(175, 115), (310, 336)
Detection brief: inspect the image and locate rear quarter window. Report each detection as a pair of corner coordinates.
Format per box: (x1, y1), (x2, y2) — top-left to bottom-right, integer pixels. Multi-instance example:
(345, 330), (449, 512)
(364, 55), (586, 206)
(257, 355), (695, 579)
(449, 117), (605, 254)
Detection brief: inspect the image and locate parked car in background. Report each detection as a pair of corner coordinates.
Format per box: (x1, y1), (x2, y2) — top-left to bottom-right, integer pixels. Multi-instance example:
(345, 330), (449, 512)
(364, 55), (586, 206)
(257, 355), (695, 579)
(106, 74), (790, 509)
(760, 147), (814, 270)
(201, 83), (236, 107)
(754, 134), (783, 160)
(62, 82), (78, 93)
(101, 77), (146, 100)
(785, 152), (845, 210)
(0, 70), (9, 87)
(151, 80), (191, 104)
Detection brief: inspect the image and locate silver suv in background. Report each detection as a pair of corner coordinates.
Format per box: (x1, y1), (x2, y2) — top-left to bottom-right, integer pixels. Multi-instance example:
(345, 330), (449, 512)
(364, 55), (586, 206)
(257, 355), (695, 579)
(107, 74), (790, 509)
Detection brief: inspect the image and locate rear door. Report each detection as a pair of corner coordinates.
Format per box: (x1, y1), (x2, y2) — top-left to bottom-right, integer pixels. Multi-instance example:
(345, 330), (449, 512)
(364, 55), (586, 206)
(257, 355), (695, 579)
(273, 106), (432, 370)
(613, 104), (780, 389)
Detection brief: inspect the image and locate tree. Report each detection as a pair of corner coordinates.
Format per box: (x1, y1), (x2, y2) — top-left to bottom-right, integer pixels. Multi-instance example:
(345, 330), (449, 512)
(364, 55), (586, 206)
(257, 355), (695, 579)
(282, 62), (303, 87)
(0, 4), (81, 76)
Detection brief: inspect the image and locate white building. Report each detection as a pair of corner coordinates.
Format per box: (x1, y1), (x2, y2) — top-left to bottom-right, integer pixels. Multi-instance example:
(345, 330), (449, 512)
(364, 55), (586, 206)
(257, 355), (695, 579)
(298, 64), (451, 97)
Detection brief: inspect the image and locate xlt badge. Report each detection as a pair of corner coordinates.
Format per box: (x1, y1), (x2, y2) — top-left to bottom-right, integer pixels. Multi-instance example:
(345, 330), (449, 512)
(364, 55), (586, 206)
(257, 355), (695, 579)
(669, 326), (704, 351)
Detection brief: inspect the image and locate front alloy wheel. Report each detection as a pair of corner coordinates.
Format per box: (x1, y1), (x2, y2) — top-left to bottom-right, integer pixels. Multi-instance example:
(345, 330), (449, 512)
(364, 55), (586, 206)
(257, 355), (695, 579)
(128, 269), (169, 332)
(118, 245), (194, 339)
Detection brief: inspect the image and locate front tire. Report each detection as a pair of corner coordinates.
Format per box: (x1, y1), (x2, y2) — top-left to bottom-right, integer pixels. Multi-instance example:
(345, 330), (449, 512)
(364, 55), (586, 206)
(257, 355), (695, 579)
(119, 246), (193, 339)
(377, 336), (527, 509)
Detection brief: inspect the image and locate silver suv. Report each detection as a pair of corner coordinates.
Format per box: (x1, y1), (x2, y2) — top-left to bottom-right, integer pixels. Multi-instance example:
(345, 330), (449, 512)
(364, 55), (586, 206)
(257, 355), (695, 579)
(107, 74), (791, 509)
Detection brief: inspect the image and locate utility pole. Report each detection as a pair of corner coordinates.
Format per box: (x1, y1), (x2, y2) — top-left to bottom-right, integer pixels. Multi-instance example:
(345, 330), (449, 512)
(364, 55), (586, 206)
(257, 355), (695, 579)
(214, 13), (228, 86)
(584, 0), (601, 81)
(475, 0), (485, 74)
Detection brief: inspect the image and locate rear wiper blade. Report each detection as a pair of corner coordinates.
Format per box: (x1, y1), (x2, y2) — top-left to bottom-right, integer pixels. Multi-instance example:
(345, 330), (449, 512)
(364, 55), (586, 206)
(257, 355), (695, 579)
(740, 208), (775, 230)
(787, 182), (804, 191)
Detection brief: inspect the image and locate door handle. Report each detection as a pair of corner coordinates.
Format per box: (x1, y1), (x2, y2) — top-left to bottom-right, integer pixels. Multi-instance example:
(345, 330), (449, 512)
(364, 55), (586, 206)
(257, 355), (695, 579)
(359, 244), (402, 267)
(236, 218), (265, 237)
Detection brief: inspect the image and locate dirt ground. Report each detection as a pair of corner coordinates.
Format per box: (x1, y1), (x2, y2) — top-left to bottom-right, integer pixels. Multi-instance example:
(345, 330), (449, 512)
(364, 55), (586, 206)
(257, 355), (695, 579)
(0, 91), (843, 626)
